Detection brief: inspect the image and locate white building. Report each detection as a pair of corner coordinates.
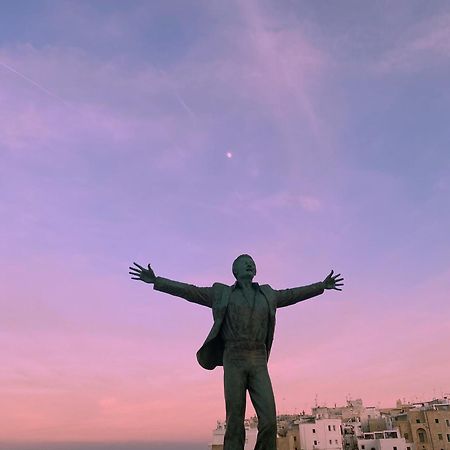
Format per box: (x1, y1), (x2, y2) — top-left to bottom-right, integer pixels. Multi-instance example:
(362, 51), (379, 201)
(357, 430), (408, 450)
(211, 421), (225, 449)
(210, 419), (257, 450)
(297, 418), (342, 450)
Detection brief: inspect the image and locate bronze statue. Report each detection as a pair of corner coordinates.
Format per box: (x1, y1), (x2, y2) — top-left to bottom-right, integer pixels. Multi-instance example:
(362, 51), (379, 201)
(129, 254), (343, 450)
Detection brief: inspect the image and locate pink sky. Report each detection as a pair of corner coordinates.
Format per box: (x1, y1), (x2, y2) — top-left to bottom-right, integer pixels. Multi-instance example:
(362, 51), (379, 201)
(1, 0), (450, 445)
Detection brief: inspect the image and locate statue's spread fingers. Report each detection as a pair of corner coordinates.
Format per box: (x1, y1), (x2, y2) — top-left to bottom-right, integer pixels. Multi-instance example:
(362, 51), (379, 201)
(130, 276), (141, 280)
(333, 287), (342, 291)
(333, 273), (341, 278)
(129, 271), (141, 277)
(133, 262), (145, 270)
(335, 283), (344, 287)
(129, 268), (141, 274)
(335, 278), (344, 283)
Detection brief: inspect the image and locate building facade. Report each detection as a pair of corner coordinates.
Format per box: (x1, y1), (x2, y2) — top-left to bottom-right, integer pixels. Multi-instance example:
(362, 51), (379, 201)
(298, 418), (343, 450)
(393, 399), (450, 450)
(357, 430), (408, 450)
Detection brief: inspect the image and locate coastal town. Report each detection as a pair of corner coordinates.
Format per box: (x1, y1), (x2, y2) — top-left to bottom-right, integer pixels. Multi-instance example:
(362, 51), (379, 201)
(210, 396), (450, 450)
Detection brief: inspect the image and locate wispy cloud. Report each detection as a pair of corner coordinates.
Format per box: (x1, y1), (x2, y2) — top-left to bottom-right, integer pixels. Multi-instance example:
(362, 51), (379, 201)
(375, 12), (450, 73)
(251, 191), (322, 213)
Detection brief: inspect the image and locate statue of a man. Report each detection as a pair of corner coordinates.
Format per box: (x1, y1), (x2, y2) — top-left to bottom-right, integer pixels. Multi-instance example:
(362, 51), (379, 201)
(129, 254), (343, 450)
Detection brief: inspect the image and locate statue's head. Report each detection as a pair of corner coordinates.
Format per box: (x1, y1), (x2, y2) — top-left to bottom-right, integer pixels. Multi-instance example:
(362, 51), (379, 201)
(232, 254), (256, 281)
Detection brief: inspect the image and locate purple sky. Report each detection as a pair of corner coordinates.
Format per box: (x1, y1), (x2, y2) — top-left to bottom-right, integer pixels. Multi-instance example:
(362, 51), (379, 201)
(1, 0), (450, 444)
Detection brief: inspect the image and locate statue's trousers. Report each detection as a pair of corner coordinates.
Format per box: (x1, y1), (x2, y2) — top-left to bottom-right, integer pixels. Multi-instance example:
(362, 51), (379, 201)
(222, 345), (277, 450)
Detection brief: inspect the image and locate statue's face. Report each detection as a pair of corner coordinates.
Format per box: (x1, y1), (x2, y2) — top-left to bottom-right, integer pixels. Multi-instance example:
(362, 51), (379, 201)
(233, 255), (257, 280)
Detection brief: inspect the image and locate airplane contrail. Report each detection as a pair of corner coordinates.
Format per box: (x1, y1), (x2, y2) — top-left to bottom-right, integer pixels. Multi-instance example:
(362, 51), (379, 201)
(157, 68), (196, 119)
(0, 60), (70, 107)
(174, 91), (196, 119)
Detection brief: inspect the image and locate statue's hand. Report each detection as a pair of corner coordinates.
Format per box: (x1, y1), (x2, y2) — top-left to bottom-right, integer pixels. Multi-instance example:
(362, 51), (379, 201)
(129, 262), (156, 284)
(323, 270), (344, 291)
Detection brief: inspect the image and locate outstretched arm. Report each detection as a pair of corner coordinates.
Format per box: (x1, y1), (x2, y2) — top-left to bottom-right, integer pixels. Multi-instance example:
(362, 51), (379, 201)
(129, 262), (213, 308)
(275, 270), (344, 308)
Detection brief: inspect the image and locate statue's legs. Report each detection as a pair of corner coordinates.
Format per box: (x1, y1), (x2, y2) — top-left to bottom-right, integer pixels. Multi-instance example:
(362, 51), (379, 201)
(223, 346), (277, 450)
(248, 361), (277, 450)
(223, 349), (247, 450)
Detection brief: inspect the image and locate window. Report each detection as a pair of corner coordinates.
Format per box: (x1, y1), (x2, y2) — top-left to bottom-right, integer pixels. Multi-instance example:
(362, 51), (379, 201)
(435, 419), (440, 424)
(416, 419), (421, 423)
(361, 446), (365, 449)
(314, 440), (318, 445)
(393, 447), (397, 450)
(417, 428), (427, 440)
(333, 425), (336, 431)
(447, 419), (450, 426)
(406, 447), (411, 450)
(404, 433), (409, 440)
(336, 440), (339, 444)
(438, 434), (443, 440)
(329, 425), (332, 431)
(313, 429), (316, 434)
(447, 434), (450, 442)
(330, 440), (332, 445)
(294, 436), (297, 441)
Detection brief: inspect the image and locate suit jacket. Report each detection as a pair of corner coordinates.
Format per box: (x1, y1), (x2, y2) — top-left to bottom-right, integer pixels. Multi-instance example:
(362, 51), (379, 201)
(153, 277), (325, 370)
